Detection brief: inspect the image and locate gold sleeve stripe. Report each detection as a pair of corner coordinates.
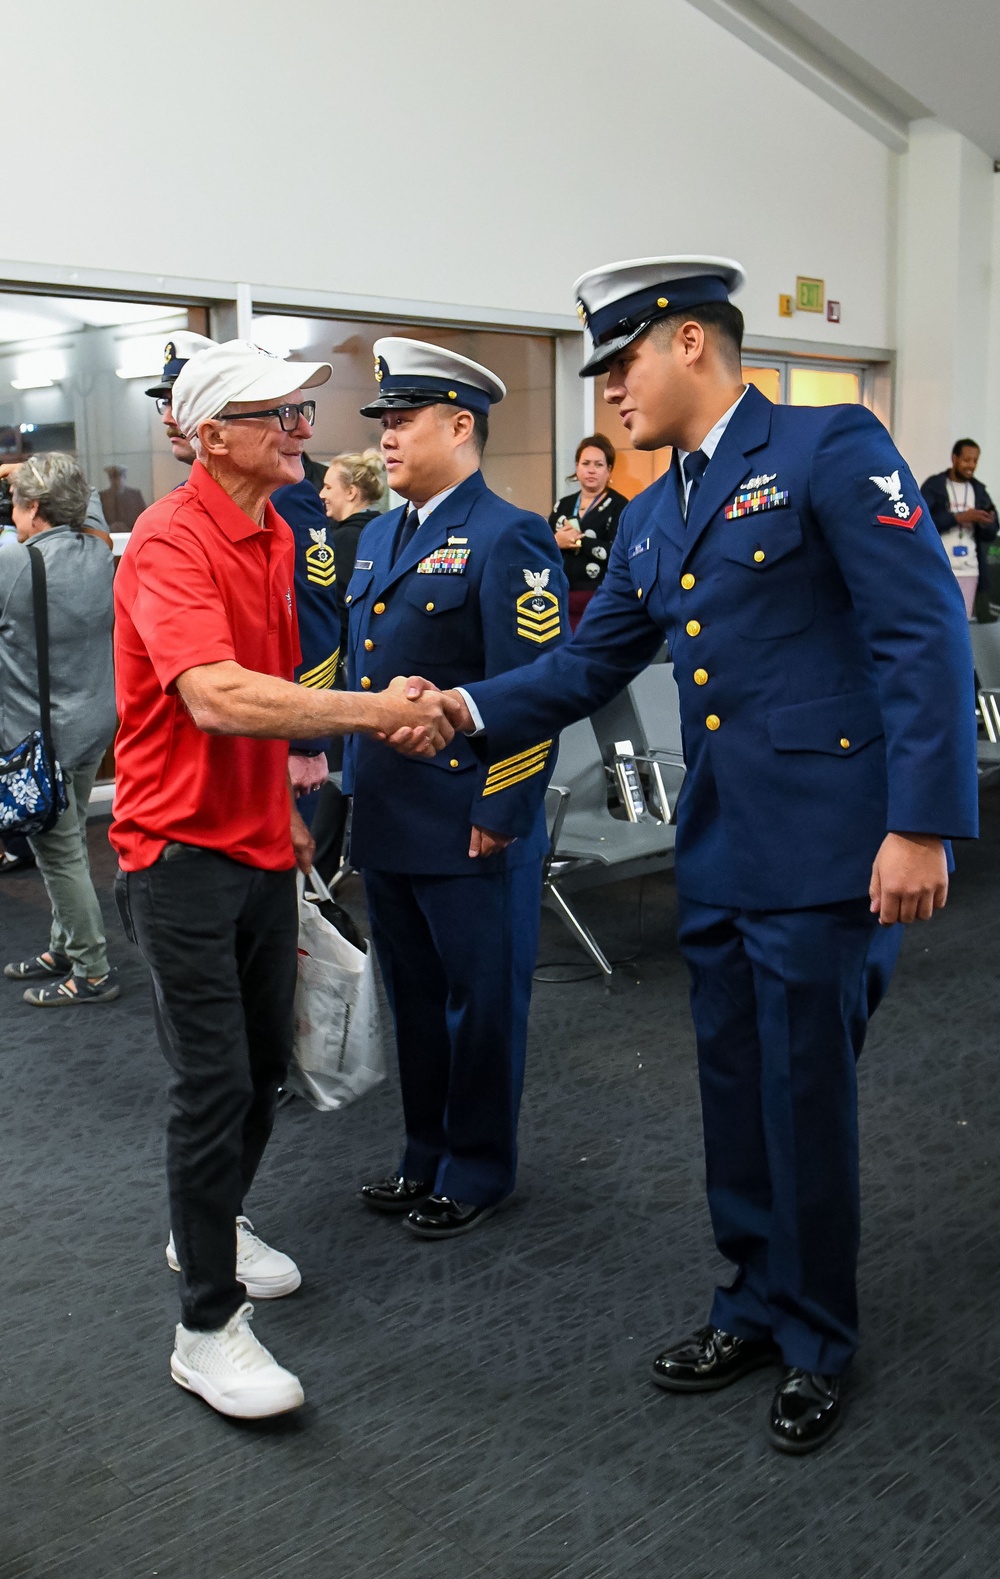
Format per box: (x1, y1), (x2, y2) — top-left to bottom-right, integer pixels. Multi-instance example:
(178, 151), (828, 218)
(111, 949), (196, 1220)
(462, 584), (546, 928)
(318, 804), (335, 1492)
(483, 745), (552, 794)
(484, 740), (553, 779)
(298, 648), (340, 689)
(481, 755), (550, 796)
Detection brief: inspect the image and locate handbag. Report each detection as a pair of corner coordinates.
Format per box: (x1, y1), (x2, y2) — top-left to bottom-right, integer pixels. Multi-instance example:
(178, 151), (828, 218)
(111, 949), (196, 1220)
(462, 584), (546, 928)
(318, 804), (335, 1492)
(287, 869), (387, 1111)
(0, 544), (68, 837)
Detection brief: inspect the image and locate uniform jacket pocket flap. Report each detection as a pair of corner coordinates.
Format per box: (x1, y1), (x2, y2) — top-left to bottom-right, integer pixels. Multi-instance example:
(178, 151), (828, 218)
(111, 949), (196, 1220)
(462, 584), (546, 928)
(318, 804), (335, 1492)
(403, 577), (469, 614)
(722, 511), (802, 570)
(767, 688), (884, 755)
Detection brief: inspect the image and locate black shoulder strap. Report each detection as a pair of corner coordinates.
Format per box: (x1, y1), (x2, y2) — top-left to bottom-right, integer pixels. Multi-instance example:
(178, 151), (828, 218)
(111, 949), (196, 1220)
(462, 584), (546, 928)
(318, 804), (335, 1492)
(26, 544), (56, 761)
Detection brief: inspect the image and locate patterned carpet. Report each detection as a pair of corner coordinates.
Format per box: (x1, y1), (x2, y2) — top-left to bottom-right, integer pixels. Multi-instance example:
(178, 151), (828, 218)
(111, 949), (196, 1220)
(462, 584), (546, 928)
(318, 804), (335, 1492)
(0, 803), (998, 1579)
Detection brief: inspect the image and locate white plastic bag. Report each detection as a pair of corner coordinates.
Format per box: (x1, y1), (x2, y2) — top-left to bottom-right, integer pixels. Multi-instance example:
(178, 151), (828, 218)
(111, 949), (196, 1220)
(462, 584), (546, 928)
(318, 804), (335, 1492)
(288, 872), (386, 1111)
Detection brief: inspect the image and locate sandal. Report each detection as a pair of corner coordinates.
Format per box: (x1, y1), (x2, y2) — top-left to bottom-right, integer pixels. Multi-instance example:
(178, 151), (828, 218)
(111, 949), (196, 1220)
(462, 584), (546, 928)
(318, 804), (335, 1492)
(23, 969), (120, 1007)
(4, 952), (72, 981)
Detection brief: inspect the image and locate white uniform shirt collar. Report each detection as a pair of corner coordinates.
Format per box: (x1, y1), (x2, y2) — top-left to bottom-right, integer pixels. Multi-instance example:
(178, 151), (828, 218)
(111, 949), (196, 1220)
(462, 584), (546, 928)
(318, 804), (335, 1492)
(412, 481), (461, 525)
(676, 386), (748, 507)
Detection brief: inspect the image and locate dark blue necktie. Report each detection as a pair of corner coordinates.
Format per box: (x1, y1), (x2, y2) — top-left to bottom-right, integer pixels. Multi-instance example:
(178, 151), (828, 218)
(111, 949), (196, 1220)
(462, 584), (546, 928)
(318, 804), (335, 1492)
(682, 449), (710, 521)
(393, 506), (420, 565)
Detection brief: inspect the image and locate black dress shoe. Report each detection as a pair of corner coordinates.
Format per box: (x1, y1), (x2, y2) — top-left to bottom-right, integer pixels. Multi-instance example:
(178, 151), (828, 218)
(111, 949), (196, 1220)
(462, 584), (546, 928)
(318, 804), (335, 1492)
(652, 1324), (780, 1393)
(768, 1368), (844, 1454)
(403, 1195), (499, 1239)
(359, 1175), (434, 1214)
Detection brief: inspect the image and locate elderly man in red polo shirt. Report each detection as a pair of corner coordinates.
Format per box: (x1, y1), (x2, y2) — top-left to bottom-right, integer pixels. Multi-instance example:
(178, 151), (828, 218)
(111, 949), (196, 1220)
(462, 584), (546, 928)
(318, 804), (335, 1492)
(112, 341), (453, 1420)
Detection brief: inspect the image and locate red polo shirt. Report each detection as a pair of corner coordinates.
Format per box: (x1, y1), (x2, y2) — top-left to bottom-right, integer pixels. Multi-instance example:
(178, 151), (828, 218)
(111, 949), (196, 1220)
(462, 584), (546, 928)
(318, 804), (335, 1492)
(110, 462), (300, 871)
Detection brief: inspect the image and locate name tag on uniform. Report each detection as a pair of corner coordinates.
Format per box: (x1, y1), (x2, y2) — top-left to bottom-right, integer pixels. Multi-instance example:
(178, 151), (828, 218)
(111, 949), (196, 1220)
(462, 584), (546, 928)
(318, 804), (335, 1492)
(417, 546), (471, 575)
(355, 559), (373, 570)
(725, 484), (789, 520)
(628, 537), (651, 559)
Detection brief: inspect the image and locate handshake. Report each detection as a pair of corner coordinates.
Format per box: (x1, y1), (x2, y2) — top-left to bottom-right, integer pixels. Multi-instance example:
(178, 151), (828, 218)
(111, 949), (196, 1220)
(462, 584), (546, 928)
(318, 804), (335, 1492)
(367, 676), (475, 758)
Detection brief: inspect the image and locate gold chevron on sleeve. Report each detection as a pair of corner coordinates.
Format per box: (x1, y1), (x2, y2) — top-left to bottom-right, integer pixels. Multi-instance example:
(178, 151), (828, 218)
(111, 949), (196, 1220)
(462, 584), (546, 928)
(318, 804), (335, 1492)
(481, 740), (552, 795)
(297, 648), (340, 689)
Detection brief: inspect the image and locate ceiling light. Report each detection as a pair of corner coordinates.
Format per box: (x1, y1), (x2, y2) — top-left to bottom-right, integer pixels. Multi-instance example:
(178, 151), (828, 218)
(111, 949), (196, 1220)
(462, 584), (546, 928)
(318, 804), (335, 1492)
(10, 350), (65, 389)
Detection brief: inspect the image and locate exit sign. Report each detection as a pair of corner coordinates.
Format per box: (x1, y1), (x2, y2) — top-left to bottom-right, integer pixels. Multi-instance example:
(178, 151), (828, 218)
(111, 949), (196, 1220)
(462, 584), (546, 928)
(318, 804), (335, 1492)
(796, 277), (825, 313)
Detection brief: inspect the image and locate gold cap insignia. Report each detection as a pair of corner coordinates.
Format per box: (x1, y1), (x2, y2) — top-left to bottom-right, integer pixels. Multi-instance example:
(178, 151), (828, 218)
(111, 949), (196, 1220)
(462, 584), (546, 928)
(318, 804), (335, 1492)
(656, 297), (669, 309)
(576, 301), (587, 323)
(374, 357), (383, 382)
(164, 341), (175, 361)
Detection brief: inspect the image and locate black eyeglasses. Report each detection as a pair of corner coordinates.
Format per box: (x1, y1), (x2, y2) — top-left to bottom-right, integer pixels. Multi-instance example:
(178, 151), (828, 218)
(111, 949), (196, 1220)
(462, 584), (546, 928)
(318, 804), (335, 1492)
(216, 401), (316, 433)
(155, 397), (172, 415)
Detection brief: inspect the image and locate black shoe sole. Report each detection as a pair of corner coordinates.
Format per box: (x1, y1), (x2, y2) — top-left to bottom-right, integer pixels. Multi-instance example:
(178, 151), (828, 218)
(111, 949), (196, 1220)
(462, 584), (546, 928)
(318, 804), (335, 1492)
(652, 1349), (780, 1393)
(403, 1203), (499, 1239)
(768, 1405), (844, 1455)
(359, 1192), (433, 1216)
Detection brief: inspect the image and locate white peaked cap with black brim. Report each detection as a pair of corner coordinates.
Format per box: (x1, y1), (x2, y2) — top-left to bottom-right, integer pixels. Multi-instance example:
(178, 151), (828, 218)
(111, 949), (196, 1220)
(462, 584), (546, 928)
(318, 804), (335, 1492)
(574, 256), (746, 376)
(360, 337), (506, 417)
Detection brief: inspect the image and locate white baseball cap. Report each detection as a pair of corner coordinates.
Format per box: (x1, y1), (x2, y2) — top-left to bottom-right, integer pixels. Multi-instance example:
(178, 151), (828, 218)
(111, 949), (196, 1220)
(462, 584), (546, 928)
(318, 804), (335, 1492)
(171, 339), (333, 439)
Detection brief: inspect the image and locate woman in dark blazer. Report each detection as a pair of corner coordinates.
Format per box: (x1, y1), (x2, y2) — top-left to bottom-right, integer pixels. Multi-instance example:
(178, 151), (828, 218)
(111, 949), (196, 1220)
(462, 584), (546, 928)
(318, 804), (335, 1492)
(549, 434), (628, 629)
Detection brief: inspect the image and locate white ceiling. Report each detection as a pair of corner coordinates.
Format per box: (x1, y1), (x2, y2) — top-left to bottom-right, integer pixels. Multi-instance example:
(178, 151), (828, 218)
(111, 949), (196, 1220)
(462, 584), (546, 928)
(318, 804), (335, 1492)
(689, 0), (1000, 158)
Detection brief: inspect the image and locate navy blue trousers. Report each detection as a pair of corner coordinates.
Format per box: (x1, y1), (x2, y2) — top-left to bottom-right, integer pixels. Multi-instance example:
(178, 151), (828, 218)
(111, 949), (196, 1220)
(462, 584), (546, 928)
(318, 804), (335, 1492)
(363, 859), (543, 1205)
(677, 895), (903, 1376)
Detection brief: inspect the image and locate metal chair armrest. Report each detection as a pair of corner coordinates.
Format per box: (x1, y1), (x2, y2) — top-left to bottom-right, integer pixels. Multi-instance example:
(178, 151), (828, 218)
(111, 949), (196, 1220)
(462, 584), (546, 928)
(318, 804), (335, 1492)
(978, 688), (1000, 743)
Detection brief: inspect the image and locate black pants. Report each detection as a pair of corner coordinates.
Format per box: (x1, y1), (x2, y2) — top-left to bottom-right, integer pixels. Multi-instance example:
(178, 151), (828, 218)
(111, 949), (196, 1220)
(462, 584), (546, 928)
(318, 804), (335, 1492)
(116, 848), (298, 1330)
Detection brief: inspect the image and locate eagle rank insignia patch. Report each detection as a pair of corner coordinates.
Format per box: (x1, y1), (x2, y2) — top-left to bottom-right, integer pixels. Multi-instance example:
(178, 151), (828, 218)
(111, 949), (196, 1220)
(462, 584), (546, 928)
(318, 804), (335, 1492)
(516, 567), (562, 644)
(869, 469), (922, 530)
(305, 527), (335, 586)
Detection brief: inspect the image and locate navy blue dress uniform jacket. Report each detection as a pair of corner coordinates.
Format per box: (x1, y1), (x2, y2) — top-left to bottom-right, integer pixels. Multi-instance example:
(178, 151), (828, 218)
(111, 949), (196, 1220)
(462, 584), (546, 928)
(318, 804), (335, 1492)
(272, 478), (343, 754)
(464, 387), (979, 910)
(342, 469), (568, 874)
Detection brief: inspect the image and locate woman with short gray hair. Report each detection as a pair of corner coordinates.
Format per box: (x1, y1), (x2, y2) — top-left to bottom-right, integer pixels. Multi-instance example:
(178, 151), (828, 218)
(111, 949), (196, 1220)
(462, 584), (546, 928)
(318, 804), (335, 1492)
(0, 452), (120, 1004)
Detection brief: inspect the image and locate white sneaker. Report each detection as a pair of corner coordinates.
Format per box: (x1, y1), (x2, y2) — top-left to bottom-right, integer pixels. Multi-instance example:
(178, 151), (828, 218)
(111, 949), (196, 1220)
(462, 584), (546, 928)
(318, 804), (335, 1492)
(165, 1216), (302, 1299)
(170, 1302), (304, 1419)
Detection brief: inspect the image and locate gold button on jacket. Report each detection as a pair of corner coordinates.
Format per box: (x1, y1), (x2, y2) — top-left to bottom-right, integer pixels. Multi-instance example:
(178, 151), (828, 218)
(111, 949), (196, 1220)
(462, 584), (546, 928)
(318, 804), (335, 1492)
(705, 714), (721, 731)
(686, 619), (701, 637)
(753, 550), (766, 563)
(840, 737), (850, 749)
(694, 668), (709, 685)
(364, 638), (374, 652)
(373, 601), (386, 615)
(360, 676), (372, 690)
(681, 573), (696, 590)
(425, 601), (435, 612)
(449, 758), (460, 769)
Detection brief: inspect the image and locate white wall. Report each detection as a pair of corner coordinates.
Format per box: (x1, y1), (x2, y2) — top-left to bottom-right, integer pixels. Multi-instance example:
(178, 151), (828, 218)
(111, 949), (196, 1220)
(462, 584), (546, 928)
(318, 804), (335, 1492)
(894, 120), (999, 483)
(0, 0), (895, 350)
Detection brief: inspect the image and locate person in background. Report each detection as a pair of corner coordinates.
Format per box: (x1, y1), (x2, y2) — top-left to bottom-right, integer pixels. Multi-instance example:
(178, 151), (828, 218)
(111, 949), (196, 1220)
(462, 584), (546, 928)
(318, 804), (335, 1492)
(112, 340), (452, 1420)
(146, 331), (219, 469)
(0, 454), (119, 1004)
(305, 450), (387, 881)
(100, 465), (146, 532)
(922, 440), (998, 620)
(549, 433), (628, 630)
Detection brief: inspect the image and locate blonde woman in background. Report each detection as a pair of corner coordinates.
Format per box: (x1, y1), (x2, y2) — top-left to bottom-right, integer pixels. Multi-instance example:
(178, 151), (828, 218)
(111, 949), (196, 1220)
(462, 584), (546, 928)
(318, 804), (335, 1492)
(320, 449), (387, 661)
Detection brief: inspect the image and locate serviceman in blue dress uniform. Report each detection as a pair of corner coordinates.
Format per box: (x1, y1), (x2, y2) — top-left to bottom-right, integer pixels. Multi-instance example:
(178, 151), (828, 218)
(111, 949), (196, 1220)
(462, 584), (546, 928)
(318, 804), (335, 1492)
(411, 259), (977, 1448)
(344, 338), (568, 1238)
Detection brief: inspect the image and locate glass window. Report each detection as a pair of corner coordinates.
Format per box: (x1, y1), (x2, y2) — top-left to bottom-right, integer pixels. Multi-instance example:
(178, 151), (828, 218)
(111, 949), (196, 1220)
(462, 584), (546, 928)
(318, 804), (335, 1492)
(253, 314), (555, 516)
(788, 366), (861, 406)
(0, 291), (204, 513)
(742, 365), (781, 402)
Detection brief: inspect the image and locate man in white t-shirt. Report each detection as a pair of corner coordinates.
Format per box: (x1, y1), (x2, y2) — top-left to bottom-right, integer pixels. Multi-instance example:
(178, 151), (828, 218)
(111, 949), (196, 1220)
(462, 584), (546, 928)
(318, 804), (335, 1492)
(923, 440), (999, 619)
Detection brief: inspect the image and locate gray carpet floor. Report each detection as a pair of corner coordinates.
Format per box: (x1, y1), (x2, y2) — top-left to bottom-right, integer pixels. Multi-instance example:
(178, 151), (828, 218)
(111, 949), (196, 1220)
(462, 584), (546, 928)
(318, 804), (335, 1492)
(1, 803), (998, 1579)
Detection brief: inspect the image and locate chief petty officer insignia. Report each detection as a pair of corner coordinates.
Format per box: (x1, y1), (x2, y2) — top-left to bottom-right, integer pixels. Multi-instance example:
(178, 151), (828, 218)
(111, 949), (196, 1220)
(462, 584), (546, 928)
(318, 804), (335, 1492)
(305, 526), (336, 586)
(516, 567), (562, 644)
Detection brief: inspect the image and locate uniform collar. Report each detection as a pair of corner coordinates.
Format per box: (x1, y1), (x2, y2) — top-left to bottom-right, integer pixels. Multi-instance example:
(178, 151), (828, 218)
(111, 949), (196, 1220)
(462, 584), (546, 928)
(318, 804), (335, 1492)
(188, 460), (283, 543)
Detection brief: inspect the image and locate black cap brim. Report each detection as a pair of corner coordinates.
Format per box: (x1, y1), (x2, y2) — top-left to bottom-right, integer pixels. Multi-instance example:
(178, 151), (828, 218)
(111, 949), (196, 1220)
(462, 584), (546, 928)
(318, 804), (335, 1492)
(144, 381), (173, 399)
(579, 321), (654, 378)
(359, 392), (453, 417)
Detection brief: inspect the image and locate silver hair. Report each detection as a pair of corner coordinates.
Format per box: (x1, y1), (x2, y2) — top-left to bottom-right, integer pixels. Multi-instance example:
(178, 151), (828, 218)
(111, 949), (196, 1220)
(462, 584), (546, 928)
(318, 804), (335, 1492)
(10, 451), (91, 529)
